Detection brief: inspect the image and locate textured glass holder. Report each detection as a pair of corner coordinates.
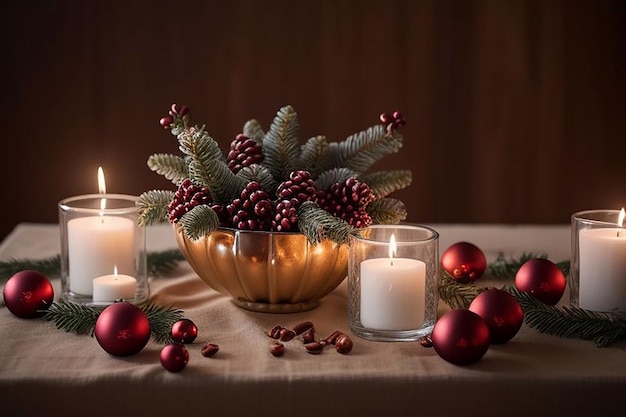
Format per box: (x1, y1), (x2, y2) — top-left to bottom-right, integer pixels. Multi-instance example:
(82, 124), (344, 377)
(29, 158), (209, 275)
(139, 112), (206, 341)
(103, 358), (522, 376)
(349, 224), (439, 341)
(58, 194), (148, 305)
(571, 209), (626, 312)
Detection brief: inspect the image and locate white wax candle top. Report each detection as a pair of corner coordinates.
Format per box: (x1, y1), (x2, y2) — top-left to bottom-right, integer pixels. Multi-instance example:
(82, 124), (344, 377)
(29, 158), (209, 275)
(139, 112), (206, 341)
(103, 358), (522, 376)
(92, 273), (137, 303)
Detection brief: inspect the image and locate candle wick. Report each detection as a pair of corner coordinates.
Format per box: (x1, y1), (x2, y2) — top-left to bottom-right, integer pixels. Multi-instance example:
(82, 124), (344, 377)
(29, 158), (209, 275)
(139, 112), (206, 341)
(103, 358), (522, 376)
(390, 260), (394, 267)
(618, 230), (621, 238)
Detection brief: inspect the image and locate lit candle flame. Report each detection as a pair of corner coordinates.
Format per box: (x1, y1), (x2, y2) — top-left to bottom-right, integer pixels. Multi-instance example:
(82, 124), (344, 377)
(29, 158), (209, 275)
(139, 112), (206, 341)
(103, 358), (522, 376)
(113, 265), (118, 275)
(98, 167), (106, 221)
(389, 233), (397, 266)
(618, 208), (625, 237)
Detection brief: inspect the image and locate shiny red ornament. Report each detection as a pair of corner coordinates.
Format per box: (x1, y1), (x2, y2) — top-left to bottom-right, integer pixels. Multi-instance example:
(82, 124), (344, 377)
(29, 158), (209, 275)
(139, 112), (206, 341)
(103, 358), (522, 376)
(469, 288), (524, 344)
(3, 270), (54, 318)
(515, 258), (566, 305)
(160, 343), (189, 372)
(441, 242), (487, 283)
(94, 302), (150, 356)
(431, 309), (490, 365)
(171, 318), (198, 344)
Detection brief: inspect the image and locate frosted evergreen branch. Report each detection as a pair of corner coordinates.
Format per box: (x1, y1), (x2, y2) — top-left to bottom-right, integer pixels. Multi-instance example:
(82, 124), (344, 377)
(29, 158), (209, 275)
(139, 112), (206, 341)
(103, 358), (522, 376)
(243, 119), (265, 143)
(438, 273), (482, 309)
(330, 125), (403, 174)
(0, 256), (61, 280)
(147, 153), (189, 186)
(297, 201), (352, 245)
(361, 170), (412, 198)
(315, 167), (358, 191)
(367, 198), (407, 224)
(236, 164), (278, 196)
(263, 105), (301, 180)
(487, 253), (570, 279)
(178, 205), (219, 240)
(298, 135), (330, 178)
(137, 190), (175, 227)
(141, 302), (185, 343)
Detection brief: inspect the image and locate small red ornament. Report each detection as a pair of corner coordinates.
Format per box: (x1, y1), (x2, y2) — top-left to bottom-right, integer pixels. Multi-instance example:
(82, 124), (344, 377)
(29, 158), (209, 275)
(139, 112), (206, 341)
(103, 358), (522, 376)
(469, 288), (524, 344)
(431, 309), (490, 365)
(171, 318), (198, 344)
(441, 242), (487, 283)
(94, 302), (150, 356)
(160, 343), (189, 372)
(515, 258), (566, 305)
(3, 270), (54, 318)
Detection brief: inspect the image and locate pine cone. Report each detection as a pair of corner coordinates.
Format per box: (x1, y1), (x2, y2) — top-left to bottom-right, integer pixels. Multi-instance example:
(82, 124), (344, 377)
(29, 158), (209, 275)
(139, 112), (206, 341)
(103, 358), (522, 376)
(316, 177), (375, 228)
(272, 199), (299, 232)
(276, 170), (317, 206)
(227, 182), (273, 230)
(227, 134), (263, 173)
(168, 179), (212, 222)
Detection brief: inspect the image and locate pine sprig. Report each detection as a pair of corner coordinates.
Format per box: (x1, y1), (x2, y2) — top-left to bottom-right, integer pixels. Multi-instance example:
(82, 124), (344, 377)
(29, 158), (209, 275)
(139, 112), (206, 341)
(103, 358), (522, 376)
(367, 198), (407, 225)
(509, 287), (626, 347)
(243, 118), (265, 143)
(146, 249), (186, 277)
(487, 252), (570, 279)
(236, 164), (278, 196)
(298, 135), (330, 178)
(297, 201), (352, 245)
(438, 273), (483, 309)
(178, 205), (219, 240)
(330, 126), (403, 175)
(147, 153), (189, 186)
(137, 190), (175, 227)
(141, 302), (185, 343)
(315, 167), (358, 191)
(263, 105), (301, 180)
(361, 170), (412, 199)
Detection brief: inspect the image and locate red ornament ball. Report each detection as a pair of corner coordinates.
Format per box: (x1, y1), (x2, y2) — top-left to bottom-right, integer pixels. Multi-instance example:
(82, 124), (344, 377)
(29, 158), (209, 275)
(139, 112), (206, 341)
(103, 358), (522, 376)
(441, 242), (487, 283)
(469, 288), (524, 344)
(171, 318), (198, 344)
(515, 258), (566, 305)
(3, 270), (54, 318)
(94, 302), (150, 356)
(160, 343), (189, 372)
(431, 309), (490, 365)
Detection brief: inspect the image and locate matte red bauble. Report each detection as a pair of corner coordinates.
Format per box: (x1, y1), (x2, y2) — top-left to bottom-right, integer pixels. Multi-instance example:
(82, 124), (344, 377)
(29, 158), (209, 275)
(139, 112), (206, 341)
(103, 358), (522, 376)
(469, 288), (524, 344)
(160, 343), (189, 372)
(171, 318), (198, 344)
(431, 309), (490, 365)
(3, 270), (54, 318)
(515, 258), (566, 305)
(441, 242), (487, 283)
(94, 302), (150, 356)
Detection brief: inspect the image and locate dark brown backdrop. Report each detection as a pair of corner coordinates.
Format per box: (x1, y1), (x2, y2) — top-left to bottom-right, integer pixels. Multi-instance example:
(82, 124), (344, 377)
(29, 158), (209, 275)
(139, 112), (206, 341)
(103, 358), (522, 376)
(1, 0), (625, 240)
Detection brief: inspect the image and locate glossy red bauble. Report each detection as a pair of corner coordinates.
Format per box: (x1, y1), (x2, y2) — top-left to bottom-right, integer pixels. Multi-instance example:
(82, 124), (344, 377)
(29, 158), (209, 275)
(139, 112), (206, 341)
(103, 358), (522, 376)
(441, 242), (487, 283)
(160, 343), (189, 372)
(469, 288), (524, 344)
(515, 258), (566, 305)
(171, 318), (198, 344)
(431, 309), (490, 365)
(94, 302), (150, 356)
(3, 270), (54, 318)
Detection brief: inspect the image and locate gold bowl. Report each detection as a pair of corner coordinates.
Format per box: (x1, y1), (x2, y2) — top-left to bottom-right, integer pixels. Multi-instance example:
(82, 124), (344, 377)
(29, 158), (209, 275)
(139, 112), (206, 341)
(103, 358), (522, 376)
(175, 228), (349, 313)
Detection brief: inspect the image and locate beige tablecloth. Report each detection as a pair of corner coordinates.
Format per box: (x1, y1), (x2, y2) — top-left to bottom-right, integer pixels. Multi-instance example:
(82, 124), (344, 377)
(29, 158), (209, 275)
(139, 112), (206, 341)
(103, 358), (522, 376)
(0, 223), (624, 417)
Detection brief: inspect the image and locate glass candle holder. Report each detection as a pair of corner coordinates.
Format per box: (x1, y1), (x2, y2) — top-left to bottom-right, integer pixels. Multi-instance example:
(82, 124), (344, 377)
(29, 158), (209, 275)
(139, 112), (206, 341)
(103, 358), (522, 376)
(571, 209), (626, 312)
(348, 224), (439, 341)
(58, 194), (148, 305)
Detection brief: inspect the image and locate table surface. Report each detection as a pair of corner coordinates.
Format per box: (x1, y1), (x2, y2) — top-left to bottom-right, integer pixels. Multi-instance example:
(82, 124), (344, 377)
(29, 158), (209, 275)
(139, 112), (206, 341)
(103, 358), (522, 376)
(1, 223), (624, 417)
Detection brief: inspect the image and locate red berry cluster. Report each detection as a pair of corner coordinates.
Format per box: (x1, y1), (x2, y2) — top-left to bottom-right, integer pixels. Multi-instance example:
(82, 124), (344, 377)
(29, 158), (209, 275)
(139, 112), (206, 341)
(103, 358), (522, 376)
(227, 134), (263, 173)
(273, 171), (318, 232)
(227, 182), (274, 230)
(160, 104), (190, 129)
(168, 179), (213, 222)
(316, 177), (375, 228)
(379, 111), (406, 134)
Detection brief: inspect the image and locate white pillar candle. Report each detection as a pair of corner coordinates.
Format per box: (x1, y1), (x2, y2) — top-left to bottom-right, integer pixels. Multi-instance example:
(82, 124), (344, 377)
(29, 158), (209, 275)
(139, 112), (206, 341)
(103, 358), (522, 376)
(579, 228), (626, 312)
(360, 257), (426, 330)
(92, 273), (137, 303)
(67, 216), (135, 295)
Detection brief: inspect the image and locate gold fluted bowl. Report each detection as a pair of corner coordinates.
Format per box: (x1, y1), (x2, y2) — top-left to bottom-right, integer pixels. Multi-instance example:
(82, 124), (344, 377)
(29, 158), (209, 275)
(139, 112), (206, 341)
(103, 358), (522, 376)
(175, 228), (349, 313)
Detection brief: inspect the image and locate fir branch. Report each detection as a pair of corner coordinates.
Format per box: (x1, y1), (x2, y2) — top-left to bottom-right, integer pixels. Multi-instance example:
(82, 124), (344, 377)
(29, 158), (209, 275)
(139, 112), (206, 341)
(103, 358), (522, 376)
(136, 190), (175, 227)
(298, 135), (330, 178)
(141, 302), (184, 343)
(236, 164), (278, 196)
(487, 252), (570, 279)
(243, 118), (265, 143)
(146, 249), (186, 277)
(315, 167), (358, 191)
(361, 170), (412, 198)
(178, 205), (219, 240)
(330, 125), (403, 175)
(147, 153), (189, 186)
(263, 105), (301, 180)
(367, 198), (407, 224)
(438, 273), (482, 310)
(509, 287), (626, 347)
(0, 255), (61, 279)
(297, 201), (352, 245)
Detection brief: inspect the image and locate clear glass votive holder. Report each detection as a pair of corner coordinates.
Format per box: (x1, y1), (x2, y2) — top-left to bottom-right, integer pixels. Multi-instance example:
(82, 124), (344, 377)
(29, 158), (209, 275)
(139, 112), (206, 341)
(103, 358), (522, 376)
(58, 194), (148, 305)
(571, 209), (626, 312)
(348, 224), (439, 341)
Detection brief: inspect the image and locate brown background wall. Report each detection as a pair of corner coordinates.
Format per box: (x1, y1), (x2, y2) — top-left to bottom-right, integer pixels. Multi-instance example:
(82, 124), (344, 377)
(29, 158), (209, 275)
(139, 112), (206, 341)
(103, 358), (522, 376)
(1, 0), (625, 241)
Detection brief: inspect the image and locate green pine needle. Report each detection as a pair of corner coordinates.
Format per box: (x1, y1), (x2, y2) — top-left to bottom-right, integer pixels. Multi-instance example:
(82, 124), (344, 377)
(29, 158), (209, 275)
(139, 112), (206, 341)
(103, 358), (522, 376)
(263, 105), (301, 180)
(236, 164), (278, 196)
(331, 125), (403, 175)
(297, 201), (352, 245)
(243, 118), (265, 144)
(178, 205), (219, 240)
(146, 249), (186, 277)
(315, 167), (358, 191)
(487, 252), (570, 280)
(147, 153), (189, 186)
(438, 273), (482, 310)
(298, 135), (330, 178)
(136, 190), (175, 227)
(361, 170), (413, 198)
(367, 198), (407, 225)
(141, 302), (185, 343)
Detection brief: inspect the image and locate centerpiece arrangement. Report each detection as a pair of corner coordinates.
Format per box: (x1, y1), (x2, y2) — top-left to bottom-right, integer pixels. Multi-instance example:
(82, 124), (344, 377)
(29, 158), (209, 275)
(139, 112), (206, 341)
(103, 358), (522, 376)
(137, 104), (411, 312)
